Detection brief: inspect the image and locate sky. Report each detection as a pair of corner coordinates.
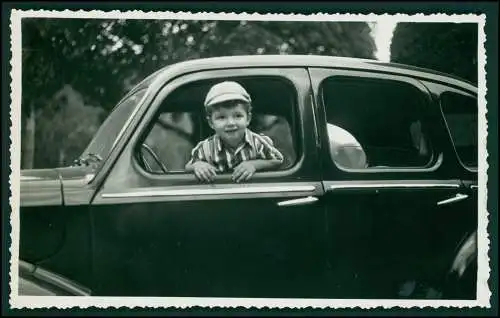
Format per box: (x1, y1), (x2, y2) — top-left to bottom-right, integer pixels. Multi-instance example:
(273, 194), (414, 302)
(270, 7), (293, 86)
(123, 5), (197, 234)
(371, 21), (398, 62)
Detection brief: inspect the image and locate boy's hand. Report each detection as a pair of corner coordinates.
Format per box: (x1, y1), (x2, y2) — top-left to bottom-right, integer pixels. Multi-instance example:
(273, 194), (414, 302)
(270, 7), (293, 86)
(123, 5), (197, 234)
(192, 161), (217, 182)
(232, 161), (257, 183)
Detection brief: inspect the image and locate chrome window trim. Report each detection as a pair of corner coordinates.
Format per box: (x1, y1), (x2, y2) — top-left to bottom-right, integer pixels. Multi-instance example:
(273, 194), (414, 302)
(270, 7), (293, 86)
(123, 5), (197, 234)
(309, 93), (320, 149)
(110, 88), (151, 152)
(102, 184), (316, 198)
(325, 180), (461, 191)
(130, 69), (307, 180)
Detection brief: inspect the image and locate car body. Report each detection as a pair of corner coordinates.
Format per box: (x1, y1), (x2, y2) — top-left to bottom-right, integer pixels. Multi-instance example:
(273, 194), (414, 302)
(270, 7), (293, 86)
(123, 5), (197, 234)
(19, 55), (478, 299)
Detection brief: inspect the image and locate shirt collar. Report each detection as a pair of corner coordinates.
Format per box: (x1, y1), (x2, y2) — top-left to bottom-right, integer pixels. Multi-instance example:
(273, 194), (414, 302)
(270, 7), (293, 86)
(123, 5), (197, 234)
(214, 129), (252, 153)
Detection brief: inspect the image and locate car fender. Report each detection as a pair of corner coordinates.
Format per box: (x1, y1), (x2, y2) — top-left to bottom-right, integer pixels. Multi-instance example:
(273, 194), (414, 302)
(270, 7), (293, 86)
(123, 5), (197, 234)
(18, 260), (91, 296)
(442, 231), (477, 299)
(450, 231), (477, 278)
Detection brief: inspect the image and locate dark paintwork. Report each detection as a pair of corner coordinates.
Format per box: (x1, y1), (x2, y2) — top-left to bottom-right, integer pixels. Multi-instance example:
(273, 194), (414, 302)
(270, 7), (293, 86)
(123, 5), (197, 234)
(20, 166), (94, 291)
(18, 55), (478, 299)
(20, 169), (65, 265)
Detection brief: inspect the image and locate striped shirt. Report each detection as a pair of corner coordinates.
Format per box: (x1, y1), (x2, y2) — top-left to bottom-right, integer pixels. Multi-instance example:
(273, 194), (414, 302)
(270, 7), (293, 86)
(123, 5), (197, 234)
(187, 129), (284, 173)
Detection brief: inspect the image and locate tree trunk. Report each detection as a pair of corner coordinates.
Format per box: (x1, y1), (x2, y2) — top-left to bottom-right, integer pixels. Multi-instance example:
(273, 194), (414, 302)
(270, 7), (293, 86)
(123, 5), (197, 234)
(21, 103), (36, 169)
(59, 149), (65, 167)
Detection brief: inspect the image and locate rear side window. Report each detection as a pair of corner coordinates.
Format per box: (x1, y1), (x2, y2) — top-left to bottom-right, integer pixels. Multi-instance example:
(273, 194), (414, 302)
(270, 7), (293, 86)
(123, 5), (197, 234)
(440, 92), (478, 168)
(320, 76), (434, 170)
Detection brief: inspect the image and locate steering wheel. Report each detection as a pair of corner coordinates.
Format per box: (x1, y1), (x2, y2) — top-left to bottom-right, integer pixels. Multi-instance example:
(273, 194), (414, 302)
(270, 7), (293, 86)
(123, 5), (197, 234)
(140, 143), (169, 174)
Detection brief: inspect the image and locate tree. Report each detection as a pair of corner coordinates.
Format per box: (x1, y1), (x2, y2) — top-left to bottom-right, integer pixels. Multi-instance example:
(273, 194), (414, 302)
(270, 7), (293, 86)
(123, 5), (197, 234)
(390, 22), (478, 84)
(34, 85), (105, 168)
(21, 18), (119, 168)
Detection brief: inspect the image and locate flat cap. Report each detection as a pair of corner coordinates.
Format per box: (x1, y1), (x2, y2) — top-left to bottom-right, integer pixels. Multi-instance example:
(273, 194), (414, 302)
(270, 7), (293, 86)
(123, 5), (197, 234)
(204, 81), (251, 108)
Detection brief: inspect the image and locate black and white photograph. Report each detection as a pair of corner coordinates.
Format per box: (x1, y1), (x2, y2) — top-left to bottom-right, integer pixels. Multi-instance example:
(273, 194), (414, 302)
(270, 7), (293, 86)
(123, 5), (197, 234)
(5, 5), (493, 311)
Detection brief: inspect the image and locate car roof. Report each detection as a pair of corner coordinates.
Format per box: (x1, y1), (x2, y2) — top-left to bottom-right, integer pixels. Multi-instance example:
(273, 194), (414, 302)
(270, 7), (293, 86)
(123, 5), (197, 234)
(137, 55), (477, 94)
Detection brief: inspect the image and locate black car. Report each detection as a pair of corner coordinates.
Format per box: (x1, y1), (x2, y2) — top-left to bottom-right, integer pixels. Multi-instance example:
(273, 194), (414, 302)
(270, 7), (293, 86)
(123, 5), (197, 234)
(19, 55), (478, 299)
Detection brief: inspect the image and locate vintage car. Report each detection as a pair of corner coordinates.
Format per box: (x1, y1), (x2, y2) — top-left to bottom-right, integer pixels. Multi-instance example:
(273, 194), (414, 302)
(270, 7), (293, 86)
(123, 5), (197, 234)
(19, 55), (478, 299)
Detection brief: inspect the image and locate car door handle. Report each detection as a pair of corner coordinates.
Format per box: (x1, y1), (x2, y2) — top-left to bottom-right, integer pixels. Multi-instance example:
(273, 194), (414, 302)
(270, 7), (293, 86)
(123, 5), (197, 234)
(277, 196), (318, 207)
(437, 193), (469, 206)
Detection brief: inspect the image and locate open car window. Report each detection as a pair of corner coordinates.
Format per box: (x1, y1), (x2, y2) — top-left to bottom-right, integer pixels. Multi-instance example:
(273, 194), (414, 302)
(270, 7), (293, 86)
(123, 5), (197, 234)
(135, 76), (300, 175)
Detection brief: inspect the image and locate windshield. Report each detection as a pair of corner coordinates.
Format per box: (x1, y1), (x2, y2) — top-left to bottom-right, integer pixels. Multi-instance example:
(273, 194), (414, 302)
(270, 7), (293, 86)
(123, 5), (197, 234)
(78, 88), (147, 169)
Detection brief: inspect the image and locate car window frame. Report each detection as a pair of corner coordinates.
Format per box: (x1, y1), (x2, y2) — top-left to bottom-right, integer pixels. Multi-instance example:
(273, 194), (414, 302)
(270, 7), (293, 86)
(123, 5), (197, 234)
(135, 76), (301, 175)
(310, 68), (447, 178)
(103, 67), (317, 189)
(424, 82), (478, 173)
(78, 88), (149, 180)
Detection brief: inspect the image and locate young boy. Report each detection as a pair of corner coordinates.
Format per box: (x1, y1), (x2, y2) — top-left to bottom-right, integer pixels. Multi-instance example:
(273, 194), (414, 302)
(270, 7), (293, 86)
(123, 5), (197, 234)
(185, 81), (284, 183)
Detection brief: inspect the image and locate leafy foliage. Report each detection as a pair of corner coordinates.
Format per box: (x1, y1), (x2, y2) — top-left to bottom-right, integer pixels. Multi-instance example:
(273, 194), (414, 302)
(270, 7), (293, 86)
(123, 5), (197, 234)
(23, 19), (376, 112)
(390, 22), (478, 84)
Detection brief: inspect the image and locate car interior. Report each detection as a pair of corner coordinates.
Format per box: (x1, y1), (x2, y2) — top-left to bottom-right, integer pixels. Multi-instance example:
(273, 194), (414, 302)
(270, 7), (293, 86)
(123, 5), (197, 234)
(321, 76), (434, 169)
(136, 77), (300, 174)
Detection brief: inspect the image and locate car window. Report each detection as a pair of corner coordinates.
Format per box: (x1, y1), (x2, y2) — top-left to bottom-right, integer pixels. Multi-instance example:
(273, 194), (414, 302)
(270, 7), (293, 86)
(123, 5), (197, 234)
(320, 76), (433, 170)
(140, 112), (199, 173)
(135, 76), (299, 174)
(81, 88), (147, 169)
(439, 91), (478, 169)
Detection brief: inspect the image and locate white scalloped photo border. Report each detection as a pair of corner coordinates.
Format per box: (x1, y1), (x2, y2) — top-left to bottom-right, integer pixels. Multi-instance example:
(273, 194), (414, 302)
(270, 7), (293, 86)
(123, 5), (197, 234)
(8, 9), (490, 310)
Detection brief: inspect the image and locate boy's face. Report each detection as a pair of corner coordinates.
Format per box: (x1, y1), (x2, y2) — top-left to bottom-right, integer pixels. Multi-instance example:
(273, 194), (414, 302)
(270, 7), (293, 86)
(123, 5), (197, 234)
(207, 103), (251, 148)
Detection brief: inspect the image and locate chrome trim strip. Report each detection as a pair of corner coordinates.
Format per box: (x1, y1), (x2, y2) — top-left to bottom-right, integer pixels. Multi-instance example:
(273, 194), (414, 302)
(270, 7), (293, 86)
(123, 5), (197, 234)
(102, 185), (316, 198)
(85, 174), (95, 184)
(20, 176), (44, 181)
(327, 182), (461, 190)
(277, 196), (318, 207)
(437, 193), (469, 206)
(310, 94), (320, 149)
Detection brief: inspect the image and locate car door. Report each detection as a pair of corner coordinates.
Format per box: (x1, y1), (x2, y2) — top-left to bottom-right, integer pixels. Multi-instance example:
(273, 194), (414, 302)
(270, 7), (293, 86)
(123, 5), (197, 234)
(88, 67), (328, 298)
(308, 68), (477, 299)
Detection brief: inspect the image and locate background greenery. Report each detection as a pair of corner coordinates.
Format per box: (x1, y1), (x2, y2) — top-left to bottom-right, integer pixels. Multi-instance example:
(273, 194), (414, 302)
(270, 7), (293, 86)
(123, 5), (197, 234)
(390, 22), (478, 84)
